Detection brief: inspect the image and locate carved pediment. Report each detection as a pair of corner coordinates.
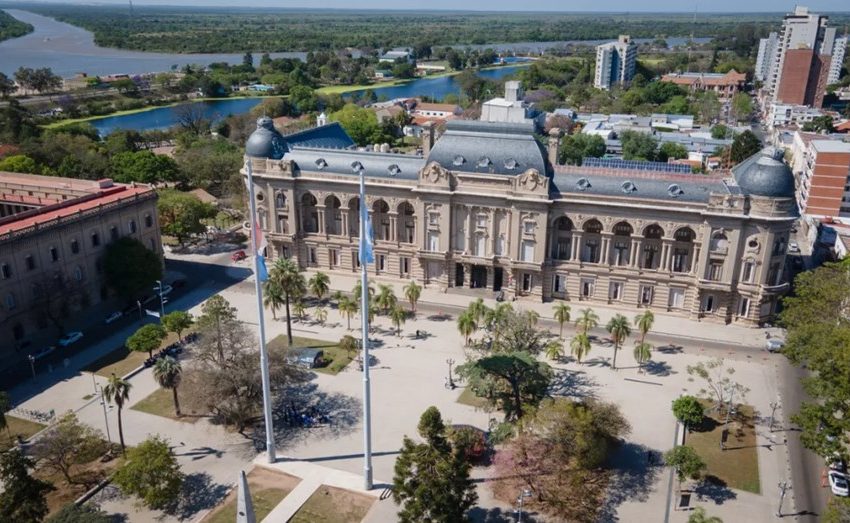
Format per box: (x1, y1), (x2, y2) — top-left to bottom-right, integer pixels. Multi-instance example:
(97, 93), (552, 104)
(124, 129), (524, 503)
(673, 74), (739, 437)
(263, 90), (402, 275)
(277, 159), (294, 176)
(420, 161), (450, 185)
(516, 168), (548, 194)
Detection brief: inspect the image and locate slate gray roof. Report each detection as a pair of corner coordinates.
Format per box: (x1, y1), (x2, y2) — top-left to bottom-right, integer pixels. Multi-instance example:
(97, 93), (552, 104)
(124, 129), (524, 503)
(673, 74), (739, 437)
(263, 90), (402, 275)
(427, 120), (548, 176)
(287, 147), (424, 181)
(551, 167), (729, 204)
(731, 148), (796, 198)
(284, 122), (355, 150)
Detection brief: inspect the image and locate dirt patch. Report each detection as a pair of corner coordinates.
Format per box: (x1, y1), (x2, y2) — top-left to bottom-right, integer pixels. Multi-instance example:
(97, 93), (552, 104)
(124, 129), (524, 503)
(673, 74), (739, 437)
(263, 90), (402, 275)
(290, 485), (375, 523)
(202, 466), (301, 523)
(38, 451), (121, 517)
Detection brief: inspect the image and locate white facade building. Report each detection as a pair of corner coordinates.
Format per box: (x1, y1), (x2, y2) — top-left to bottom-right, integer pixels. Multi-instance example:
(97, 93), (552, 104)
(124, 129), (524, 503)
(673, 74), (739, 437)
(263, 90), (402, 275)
(480, 81), (545, 128)
(768, 103), (824, 128)
(594, 35), (637, 90)
(827, 36), (847, 85)
(755, 32), (778, 83)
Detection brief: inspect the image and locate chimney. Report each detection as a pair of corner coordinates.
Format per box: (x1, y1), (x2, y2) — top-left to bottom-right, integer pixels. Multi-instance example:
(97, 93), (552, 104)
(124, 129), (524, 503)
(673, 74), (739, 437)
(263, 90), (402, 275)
(421, 121), (436, 158)
(547, 127), (562, 166)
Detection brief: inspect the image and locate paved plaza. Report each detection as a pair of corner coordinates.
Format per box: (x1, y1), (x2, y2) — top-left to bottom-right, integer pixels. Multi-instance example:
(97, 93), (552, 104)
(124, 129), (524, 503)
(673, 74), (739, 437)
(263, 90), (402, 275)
(8, 251), (802, 522)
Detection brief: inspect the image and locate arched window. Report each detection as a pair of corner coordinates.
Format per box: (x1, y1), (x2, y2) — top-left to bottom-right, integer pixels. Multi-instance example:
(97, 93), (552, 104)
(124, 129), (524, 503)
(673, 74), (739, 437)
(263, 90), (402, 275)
(710, 231), (729, 252)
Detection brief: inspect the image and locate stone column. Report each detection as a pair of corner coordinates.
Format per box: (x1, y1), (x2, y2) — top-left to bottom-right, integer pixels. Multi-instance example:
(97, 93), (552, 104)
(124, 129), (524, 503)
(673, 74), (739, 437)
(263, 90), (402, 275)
(659, 242), (669, 272)
(341, 212), (348, 240)
(601, 233), (612, 265)
(389, 212), (398, 243)
(486, 267), (495, 289)
(466, 207), (474, 253)
(463, 263), (472, 288)
(630, 237), (640, 267)
(317, 205), (326, 236)
(571, 232), (583, 261)
(691, 246), (701, 275)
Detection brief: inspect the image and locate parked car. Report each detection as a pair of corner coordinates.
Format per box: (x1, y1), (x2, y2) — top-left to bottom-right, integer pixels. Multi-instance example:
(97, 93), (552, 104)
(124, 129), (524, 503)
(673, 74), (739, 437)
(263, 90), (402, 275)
(171, 278), (187, 289)
(231, 250), (247, 262)
(828, 454), (847, 473)
(788, 241), (800, 253)
(829, 470), (849, 497)
(31, 346), (55, 360)
(57, 331), (83, 347)
(104, 311), (123, 324)
(766, 339), (785, 353)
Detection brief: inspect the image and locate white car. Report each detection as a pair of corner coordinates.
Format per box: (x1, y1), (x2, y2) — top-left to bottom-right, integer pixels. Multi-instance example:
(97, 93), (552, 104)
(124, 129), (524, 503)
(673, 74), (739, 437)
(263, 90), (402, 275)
(57, 331), (83, 347)
(104, 311), (123, 324)
(829, 471), (849, 497)
(788, 241), (800, 253)
(766, 339), (785, 353)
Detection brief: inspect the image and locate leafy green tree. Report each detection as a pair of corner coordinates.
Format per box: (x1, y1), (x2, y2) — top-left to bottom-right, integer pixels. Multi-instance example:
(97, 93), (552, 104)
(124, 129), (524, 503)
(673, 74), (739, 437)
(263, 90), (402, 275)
(730, 130), (762, 163)
(730, 92), (752, 122)
(552, 303), (571, 339)
(633, 309), (654, 372)
(686, 358), (749, 413)
(331, 103), (390, 146)
(558, 133), (605, 166)
(467, 297), (488, 327)
(390, 305), (407, 337)
(711, 124), (731, 139)
(308, 271), (330, 301)
(289, 85), (318, 114)
(173, 138), (242, 198)
(103, 237), (162, 302)
(376, 283), (398, 314)
(393, 407), (477, 522)
(31, 412), (105, 485)
(270, 257), (306, 344)
(570, 333), (591, 364)
(102, 374), (131, 453)
(781, 259), (850, 460)
(315, 306), (328, 325)
(802, 115), (835, 134)
(338, 295), (358, 330)
(658, 142), (688, 162)
(113, 435), (183, 510)
(693, 91), (722, 123)
(458, 352), (553, 420)
(0, 390), (11, 445)
(457, 310), (477, 346)
(46, 503), (113, 523)
(687, 507), (723, 523)
(672, 395), (705, 430)
(661, 95), (690, 114)
(0, 154), (39, 173)
(0, 72), (14, 98)
(126, 323), (166, 359)
(664, 445), (706, 486)
(162, 310), (193, 343)
(157, 189), (215, 245)
(575, 307), (598, 336)
(111, 150), (181, 185)
(606, 314), (631, 370)
(620, 130), (658, 161)
(339, 334), (358, 359)
(544, 340), (564, 360)
(153, 356), (182, 416)
(824, 497), (850, 523)
(403, 280), (422, 312)
(263, 280), (285, 320)
(0, 449), (54, 523)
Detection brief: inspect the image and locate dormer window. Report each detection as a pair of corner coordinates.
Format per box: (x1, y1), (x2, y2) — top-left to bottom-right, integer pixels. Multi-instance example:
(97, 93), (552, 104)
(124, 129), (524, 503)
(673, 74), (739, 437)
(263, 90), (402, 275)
(576, 178), (591, 191)
(667, 184), (683, 197)
(504, 158), (517, 170)
(621, 181), (636, 193)
(351, 161), (364, 172)
(478, 156), (491, 168)
(315, 158), (327, 169)
(453, 155), (465, 166)
(388, 164), (400, 176)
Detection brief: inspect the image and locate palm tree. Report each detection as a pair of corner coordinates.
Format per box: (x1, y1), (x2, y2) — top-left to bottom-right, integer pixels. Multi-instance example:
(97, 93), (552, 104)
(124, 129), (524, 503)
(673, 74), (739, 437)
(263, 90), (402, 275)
(544, 340), (564, 361)
(376, 284), (397, 314)
(389, 305), (407, 337)
(263, 280), (285, 320)
(606, 314), (631, 371)
(102, 373), (131, 453)
(367, 303), (379, 332)
(338, 296), (358, 330)
(575, 307), (599, 336)
(309, 271), (330, 302)
(270, 258), (306, 345)
(553, 303), (571, 339)
(153, 356), (182, 416)
(634, 342), (652, 373)
(353, 280), (375, 302)
(339, 335), (358, 359)
(457, 311), (477, 346)
(468, 298), (488, 326)
(292, 299), (307, 323)
(484, 302), (513, 342)
(403, 280), (422, 312)
(525, 310), (540, 326)
(315, 306), (328, 326)
(570, 333), (591, 364)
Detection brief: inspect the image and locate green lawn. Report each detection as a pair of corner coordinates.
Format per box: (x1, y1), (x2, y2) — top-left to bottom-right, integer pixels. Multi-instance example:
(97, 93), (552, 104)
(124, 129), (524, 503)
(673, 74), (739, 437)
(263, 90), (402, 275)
(203, 467), (300, 523)
(268, 335), (353, 375)
(456, 387), (490, 409)
(84, 329), (194, 378)
(130, 387), (201, 422)
(0, 415), (46, 451)
(290, 485), (374, 523)
(686, 403), (760, 493)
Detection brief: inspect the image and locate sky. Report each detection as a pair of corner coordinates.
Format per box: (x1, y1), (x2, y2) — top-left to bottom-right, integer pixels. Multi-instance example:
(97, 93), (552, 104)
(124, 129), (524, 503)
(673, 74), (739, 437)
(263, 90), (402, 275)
(20, 0), (850, 13)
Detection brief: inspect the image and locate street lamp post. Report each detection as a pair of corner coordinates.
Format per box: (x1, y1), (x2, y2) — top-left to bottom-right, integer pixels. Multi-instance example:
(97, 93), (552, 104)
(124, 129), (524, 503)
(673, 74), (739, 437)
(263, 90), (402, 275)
(777, 481), (790, 517)
(515, 488), (532, 523)
(27, 355), (35, 379)
(769, 400), (780, 432)
(446, 358), (455, 389)
(153, 280), (166, 319)
(720, 387), (735, 450)
(96, 384), (112, 445)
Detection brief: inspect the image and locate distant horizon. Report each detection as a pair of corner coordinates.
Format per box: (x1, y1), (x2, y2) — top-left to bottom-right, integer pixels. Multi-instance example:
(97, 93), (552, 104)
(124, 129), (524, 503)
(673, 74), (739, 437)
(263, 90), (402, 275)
(6, 0), (850, 14)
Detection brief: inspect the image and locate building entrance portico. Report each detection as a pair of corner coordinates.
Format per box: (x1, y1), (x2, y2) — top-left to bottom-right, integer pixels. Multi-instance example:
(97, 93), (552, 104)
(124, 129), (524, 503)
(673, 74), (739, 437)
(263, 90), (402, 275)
(471, 266), (487, 289)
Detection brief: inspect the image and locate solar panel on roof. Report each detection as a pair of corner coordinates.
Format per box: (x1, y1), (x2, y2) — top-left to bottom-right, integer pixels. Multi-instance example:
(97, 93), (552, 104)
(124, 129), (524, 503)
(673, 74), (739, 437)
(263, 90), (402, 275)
(583, 158), (692, 174)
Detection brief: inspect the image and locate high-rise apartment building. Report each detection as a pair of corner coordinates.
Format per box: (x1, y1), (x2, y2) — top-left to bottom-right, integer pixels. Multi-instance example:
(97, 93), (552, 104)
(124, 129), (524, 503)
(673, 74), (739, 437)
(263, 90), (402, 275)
(765, 6), (837, 108)
(594, 35), (637, 90)
(827, 36), (847, 85)
(755, 32), (778, 82)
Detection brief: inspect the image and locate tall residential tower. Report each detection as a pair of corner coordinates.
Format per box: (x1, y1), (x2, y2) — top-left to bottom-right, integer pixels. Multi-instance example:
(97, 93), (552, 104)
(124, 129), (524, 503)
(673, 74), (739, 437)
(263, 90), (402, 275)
(594, 35), (637, 90)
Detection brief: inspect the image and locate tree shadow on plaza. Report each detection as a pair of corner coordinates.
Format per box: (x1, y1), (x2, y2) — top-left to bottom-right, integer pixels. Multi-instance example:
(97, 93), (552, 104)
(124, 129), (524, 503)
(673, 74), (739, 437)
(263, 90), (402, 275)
(427, 313), (453, 322)
(643, 360), (676, 377)
(657, 344), (684, 354)
(598, 442), (662, 521)
(548, 369), (599, 399)
(166, 472), (230, 520)
(694, 476), (738, 505)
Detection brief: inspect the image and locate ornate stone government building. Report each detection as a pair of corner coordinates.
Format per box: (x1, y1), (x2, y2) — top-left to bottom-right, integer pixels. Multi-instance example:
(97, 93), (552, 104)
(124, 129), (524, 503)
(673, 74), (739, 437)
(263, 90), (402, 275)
(243, 117), (797, 326)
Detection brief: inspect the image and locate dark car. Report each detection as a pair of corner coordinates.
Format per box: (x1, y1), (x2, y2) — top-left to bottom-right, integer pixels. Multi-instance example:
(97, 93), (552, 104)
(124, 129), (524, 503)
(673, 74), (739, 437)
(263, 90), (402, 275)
(231, 250), (247, 262)
(171, 278), (188, 289)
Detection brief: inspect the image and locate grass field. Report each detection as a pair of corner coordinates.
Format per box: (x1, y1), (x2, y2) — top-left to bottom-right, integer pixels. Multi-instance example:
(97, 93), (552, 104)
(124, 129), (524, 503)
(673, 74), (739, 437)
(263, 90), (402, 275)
(84, 329), (193, 378)
(456, 387), (490, 409)
(686, 403), (760, 493)
(203, 467), (300, 523)
(268, 334), (352, 375)
(289, 485), (374, 523)
(0, 415), (46, 451)
(130, 387), (202, 422)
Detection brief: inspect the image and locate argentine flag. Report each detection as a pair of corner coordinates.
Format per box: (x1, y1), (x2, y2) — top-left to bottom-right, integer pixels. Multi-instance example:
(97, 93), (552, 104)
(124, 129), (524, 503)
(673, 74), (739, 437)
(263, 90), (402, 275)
(252, 218), (270, 282)
(359, 183), (374, 265)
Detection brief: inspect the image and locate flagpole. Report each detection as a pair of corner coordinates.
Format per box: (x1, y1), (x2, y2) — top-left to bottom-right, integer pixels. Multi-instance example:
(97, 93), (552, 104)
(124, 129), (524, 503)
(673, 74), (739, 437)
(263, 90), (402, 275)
(359, 168), (373, 490)
(246, 160), (276, 464)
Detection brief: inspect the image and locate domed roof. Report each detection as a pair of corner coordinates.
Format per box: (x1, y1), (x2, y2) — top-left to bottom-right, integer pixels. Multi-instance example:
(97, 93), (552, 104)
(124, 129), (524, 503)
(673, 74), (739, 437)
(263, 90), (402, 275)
(732, 148), (795, 198)
(245, 117), (289, 159)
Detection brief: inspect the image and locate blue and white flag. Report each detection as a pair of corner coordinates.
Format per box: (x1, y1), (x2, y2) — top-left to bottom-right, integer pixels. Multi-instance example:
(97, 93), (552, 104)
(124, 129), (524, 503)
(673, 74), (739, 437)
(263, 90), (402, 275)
(252, 218), (269, 282)
(358, 182), (374, 265)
